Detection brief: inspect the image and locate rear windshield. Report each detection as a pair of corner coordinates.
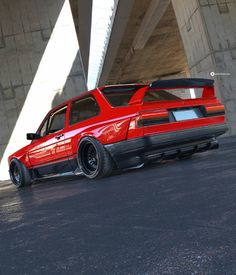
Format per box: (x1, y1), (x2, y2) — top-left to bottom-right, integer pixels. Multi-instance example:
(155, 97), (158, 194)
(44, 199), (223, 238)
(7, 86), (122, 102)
(144, 90), (180, 102)
(102, 86), (203, 107)
(144, 88), (203, 102)
(102, 86), (144, 107)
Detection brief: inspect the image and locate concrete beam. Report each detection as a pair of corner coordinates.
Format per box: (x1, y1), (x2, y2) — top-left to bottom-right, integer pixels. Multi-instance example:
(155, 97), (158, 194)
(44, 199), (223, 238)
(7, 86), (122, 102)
(98, 0), (135, 86)
(69, 0), (93, 79)
(132, 0), (170, 50)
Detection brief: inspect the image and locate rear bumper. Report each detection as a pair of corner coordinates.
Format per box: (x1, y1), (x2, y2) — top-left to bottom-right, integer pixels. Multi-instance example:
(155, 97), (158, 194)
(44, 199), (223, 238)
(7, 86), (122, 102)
(105, 123), (228, 169)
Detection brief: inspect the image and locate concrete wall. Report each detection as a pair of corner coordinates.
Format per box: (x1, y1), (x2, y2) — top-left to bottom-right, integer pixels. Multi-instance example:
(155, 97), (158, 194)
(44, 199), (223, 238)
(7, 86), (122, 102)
(0, 0), (87, 179)
(0, 0), (59, 161)
(172, 0), (236, 135)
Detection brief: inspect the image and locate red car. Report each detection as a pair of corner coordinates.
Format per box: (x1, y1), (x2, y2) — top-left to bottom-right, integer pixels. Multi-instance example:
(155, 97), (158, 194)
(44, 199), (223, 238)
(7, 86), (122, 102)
(9, 78), (227, 187)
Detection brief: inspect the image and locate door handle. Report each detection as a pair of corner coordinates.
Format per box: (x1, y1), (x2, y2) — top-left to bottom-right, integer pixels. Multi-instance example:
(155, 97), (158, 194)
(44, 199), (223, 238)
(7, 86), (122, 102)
(55, 134), (64, 140)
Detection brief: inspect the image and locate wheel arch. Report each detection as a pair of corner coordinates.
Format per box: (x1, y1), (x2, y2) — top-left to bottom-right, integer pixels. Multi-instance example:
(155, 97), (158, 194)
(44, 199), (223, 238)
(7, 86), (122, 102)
(77, 135), (115, 160)
(77, 135), (115, 179)
(8, 154), (28, 168)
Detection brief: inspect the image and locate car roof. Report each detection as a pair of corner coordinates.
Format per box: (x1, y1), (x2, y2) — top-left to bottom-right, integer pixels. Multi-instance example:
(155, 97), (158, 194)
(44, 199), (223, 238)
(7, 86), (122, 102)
(49, 78), (213, 113)
(50, 83), (148, 113)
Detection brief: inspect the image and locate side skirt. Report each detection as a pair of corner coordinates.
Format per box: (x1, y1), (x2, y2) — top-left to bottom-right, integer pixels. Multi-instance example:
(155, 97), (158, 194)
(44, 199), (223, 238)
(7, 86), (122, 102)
(30, 157), (80, 180)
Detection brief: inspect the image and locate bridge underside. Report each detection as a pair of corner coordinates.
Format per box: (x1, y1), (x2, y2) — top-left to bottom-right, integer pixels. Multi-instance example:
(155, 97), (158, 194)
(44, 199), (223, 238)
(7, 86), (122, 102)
(99, 0), (188, 85)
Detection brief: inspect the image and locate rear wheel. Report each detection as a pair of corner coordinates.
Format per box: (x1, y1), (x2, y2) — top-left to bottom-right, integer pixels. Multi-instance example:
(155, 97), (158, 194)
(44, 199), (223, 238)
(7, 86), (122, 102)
(9, 159), (32, 188)
(78, 137), (114, 179)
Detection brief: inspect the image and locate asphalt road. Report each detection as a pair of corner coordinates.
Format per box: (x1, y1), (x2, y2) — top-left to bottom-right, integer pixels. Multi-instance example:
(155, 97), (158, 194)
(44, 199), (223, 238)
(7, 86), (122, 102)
(0, 136), (236, 275)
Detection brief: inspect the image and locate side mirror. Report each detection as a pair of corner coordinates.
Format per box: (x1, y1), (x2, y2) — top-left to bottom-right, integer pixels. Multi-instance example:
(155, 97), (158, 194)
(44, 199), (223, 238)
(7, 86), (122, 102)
(26, 133), (41, 140)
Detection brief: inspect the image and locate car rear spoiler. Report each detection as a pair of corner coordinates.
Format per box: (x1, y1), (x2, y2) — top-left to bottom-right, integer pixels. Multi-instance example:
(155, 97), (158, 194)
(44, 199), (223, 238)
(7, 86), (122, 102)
(150, 78), (214, 89)
(129, 78), (215, 105)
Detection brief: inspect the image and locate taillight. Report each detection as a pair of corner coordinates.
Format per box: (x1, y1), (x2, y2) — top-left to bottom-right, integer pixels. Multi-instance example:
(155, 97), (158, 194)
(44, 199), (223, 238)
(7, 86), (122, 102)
(127, 109), (169, 138)
(136, 109), (169, 127)
(203, 103), (225, 116)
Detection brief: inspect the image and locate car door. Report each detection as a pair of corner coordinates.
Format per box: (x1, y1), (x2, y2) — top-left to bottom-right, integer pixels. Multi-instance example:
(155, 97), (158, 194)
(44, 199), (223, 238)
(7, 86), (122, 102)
(28, 105), (71, 175)
(63, 96), (100, 169)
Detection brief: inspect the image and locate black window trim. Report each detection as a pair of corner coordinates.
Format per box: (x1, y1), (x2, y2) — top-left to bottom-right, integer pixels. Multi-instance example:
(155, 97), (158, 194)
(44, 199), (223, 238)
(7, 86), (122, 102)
(37, 105), (68, 138)
(47, 106), (67, 135)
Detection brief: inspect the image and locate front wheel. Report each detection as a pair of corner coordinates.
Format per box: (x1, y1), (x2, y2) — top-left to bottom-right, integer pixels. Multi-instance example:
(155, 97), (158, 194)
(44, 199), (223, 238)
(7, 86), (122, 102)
(78, 137), (114, 179)
(9, 159), (32, 188)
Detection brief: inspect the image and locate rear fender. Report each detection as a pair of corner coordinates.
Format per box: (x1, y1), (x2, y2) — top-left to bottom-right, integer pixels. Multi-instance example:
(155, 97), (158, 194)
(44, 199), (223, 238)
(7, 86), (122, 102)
(70, 118), (132, 156)
(79, 118), (131, 144)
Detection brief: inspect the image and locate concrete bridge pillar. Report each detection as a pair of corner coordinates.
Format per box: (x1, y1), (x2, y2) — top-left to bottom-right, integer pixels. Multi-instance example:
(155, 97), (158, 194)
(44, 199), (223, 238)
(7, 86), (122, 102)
(172, 0), (236, 135)
(0, 0), (87, 179)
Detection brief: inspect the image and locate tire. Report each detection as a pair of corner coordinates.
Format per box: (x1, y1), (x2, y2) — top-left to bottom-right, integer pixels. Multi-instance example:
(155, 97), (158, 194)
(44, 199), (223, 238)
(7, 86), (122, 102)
(9, 159), (32, 188)
(78, 137), (114, 179)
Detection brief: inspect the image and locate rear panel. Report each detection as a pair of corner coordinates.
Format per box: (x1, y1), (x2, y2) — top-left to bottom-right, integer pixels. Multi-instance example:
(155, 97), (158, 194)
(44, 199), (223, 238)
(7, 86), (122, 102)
(99, 81), (226, 141)
(127, 85), (225, 138)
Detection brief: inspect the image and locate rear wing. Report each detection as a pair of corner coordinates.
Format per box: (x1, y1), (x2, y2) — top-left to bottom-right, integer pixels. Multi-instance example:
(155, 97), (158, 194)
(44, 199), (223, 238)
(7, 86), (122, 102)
(150, 78), (214, 89)
(129, 78), (215, 104)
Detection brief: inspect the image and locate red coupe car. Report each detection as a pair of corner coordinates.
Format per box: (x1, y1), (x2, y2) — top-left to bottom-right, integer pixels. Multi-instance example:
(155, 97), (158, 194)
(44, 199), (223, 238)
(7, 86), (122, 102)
(9, 78), (227, 187)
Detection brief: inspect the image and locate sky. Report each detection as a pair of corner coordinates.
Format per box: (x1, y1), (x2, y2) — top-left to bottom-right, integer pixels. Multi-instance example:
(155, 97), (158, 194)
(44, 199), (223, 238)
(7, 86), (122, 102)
(87, 0), (116, 90)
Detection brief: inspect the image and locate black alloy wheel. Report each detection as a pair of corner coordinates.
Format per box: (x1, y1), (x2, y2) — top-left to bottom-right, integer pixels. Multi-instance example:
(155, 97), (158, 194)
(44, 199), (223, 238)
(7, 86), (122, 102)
(78, 137), (114, 179)
(80, 142), (99, 174)
(10, 161), (21, 186)
(9, 159), (32, 188)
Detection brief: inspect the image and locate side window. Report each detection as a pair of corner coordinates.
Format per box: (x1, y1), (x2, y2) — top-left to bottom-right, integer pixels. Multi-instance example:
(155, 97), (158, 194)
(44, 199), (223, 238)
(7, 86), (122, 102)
(48, 107), (67, 134)
(39, 119), (48, 137)
(69, 96), (100, 125)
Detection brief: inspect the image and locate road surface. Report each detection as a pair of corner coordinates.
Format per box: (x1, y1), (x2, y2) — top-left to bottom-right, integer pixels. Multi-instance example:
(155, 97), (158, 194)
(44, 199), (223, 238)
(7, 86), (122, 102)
(0, 136), (236, 274)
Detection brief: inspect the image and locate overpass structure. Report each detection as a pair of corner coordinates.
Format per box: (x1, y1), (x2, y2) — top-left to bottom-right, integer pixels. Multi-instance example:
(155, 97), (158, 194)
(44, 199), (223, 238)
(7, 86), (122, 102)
(98, 0), (236, 135)
(0, 0), (236, 180)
